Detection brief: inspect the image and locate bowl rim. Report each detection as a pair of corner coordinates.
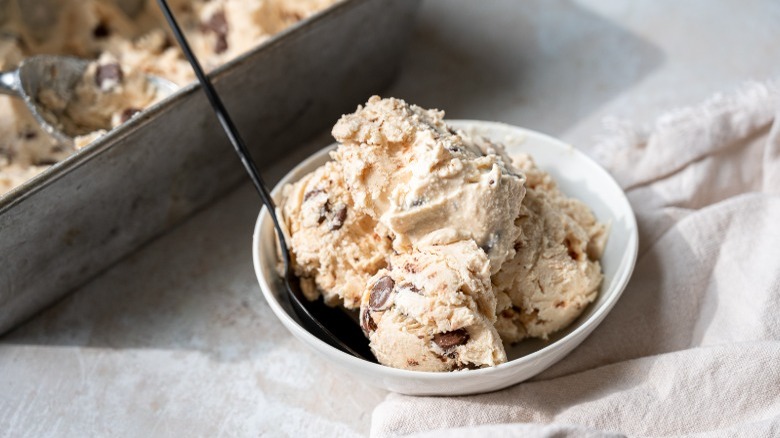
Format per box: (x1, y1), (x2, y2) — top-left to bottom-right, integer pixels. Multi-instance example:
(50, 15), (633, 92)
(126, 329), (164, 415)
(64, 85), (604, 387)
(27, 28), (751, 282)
(252, 119), (639, 380)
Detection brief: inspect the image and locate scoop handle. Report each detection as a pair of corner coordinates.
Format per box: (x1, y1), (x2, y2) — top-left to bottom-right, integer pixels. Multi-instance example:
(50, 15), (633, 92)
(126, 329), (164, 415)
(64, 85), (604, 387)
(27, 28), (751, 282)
(0, 69), (21, 97)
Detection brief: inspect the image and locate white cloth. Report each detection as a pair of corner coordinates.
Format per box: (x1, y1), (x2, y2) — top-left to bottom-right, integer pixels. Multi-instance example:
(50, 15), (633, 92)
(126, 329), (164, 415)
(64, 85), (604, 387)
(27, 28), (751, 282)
(371, 81), (780, 438)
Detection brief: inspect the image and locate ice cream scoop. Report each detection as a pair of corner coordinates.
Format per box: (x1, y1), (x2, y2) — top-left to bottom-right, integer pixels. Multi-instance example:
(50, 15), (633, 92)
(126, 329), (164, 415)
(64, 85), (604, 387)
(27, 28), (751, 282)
(0, 55), (176, 144)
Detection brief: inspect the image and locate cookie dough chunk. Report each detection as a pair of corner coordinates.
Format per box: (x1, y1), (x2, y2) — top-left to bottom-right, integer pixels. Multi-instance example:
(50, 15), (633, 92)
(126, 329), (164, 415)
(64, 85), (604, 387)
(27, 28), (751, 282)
(332, 96), (526, 273)
(360, 241), (506, 371)
(280, 160), (393, 309)
(493, 154), (608, 343)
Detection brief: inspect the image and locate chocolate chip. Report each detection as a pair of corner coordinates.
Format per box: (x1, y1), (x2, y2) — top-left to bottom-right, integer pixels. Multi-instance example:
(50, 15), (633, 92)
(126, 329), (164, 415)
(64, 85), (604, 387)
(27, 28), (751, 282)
(120, 108), (141, 123)
(22, 130), (37, 140)
(406, 358), (419, 367)
(361, 310), (376, 333)
(202, 11), (229, 54)
(303, 189), (324, 202)
(369, 275), (394, 309)
(447, 146), (460, 153)
(404, 284), (422, 294)
(329, 204), (347, 231)
(454, 362), (482, 371)
(203, 10), (228, 35)
(92, 22), (110, 38)
(214, 34), (228, 54)
(95, 63), (123, 89)
(317, 199), (330, 224)
(432, 329), (469, 350)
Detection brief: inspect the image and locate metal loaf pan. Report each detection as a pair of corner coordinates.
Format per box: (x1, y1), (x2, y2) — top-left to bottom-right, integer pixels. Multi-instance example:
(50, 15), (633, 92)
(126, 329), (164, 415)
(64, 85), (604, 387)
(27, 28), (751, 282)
(0, 0), (420, 334)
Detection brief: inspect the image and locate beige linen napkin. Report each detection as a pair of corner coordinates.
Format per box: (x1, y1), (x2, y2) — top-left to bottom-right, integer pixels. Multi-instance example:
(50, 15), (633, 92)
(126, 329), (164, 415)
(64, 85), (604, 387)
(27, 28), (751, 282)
(371, 81), (780, 438)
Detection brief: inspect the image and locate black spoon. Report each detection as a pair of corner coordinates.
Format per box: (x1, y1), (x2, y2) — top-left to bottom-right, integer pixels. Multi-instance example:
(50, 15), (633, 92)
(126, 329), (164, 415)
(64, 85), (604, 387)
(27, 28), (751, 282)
(156, 0), (375, 362)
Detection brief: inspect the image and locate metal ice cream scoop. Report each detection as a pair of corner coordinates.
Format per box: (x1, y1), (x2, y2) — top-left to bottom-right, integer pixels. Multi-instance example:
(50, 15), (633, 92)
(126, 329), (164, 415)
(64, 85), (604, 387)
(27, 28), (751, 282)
(0, 55), (176, 144)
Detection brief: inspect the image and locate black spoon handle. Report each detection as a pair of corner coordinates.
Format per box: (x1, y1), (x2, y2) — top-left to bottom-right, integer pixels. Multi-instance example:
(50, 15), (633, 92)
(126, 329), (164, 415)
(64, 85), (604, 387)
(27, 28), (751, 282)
(155, 0), (292, 266)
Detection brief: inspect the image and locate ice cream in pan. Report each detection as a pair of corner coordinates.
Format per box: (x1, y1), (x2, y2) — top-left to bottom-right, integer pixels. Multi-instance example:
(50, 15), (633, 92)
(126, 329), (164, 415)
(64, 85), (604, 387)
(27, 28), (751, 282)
(0, 0), (340, 195)
(279, 96), (607, 371)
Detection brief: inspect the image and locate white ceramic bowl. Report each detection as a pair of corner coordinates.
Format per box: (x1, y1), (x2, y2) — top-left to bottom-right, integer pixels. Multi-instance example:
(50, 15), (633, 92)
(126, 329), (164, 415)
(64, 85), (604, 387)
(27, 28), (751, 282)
(252, 120), (638, 396)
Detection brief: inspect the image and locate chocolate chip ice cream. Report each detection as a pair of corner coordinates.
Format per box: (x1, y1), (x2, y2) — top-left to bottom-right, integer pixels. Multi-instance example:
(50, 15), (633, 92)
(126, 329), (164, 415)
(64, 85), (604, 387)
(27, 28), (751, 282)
(332, 96), (527, 273)
(359, 241), (506, 371)
(0, 0), (340, 196)
(279, 96), (607, 371)
(280, 161), (393, 309)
